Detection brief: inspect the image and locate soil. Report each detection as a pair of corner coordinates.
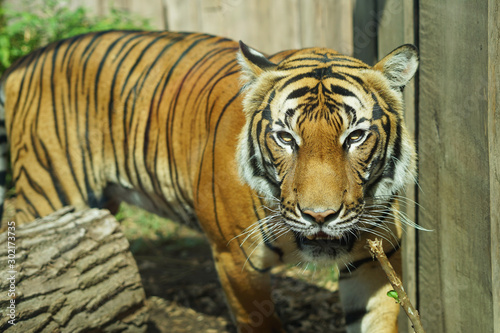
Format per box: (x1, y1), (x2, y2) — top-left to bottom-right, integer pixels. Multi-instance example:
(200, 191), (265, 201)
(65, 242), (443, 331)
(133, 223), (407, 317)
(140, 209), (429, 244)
(135, 234), (347, 333)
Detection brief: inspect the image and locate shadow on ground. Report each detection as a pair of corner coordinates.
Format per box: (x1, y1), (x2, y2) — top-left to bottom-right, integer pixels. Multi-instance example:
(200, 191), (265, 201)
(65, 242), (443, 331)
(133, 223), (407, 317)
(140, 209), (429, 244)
(132, 233), (347, 333)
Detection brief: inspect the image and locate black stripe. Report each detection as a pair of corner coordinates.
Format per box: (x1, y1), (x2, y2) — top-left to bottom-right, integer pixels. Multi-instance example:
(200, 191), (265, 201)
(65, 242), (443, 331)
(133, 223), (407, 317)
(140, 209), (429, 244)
(345, 308), (367, 325)
(345, 73), (370, 95)
(0, 204), (3, 228)
(278, 73), (316, 91)
(372, 102), (384, 120)
(382, 122), (403, 180)
(38, 140), (69, 208)
(0, 171), (7, 186)
(18, 166), (57, 212)
(61, 36), (82, 75)
(16, 191), (40, 219)
(279, 64), (321, 71)
(239, 241), (272, 273)
(210, 89), (243, 238)
(279, 55), (363, 65)
(49, 39), (67, 146)
(331, 84), (356, 97)
(286, 86), (310, 100)
(119, 34), (173, 96)
(363, 133), (380, 167)
(82, 37), (105, 183)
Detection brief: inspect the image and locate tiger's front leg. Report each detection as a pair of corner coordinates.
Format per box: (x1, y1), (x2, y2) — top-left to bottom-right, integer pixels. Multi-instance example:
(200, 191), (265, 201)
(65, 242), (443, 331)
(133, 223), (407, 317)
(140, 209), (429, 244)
(338, 247), (401, 333)
(210, 242), (284, 333)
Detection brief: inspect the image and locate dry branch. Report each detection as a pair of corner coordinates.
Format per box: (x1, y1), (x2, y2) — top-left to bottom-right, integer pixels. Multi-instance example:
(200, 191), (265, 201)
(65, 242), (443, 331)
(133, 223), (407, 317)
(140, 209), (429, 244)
(367, 238), (426, 333)
(0, 207), (148, 332)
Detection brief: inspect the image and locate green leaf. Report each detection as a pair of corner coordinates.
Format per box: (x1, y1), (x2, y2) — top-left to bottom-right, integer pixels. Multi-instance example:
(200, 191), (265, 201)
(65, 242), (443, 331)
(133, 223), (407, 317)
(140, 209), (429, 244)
(387, 290), (400, 303)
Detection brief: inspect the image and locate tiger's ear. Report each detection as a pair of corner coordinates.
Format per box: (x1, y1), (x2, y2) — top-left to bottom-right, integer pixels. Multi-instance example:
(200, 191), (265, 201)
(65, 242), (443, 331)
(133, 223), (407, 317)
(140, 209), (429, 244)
(237, 41), (277, 85)
(373, 44), (419, 90)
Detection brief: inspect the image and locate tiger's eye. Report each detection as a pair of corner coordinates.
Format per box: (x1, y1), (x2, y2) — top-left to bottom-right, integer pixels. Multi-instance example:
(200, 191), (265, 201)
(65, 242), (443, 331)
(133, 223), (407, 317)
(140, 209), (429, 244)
(346, 130), (365, 145)
(277, 131), (295, 145)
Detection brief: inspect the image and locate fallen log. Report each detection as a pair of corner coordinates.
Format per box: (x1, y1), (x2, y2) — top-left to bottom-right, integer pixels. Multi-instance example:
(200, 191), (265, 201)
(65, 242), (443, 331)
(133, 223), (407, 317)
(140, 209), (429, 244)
(0, 207), (148, 332)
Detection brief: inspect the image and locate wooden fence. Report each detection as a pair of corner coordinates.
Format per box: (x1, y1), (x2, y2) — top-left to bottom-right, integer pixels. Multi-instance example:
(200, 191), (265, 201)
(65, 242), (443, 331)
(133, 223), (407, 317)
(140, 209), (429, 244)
(380, 1), (499, 332)
(2, 0), (499, 332)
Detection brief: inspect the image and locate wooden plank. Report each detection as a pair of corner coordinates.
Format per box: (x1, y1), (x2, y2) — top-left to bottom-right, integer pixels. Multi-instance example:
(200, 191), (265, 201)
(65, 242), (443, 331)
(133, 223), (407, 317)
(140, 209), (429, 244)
(199, 0), (302, 53)
(265, 0), (302, 51)
(299, 0), (353, 55)
(377, 0), (404, 57)
(200, 0), (255, 48)
(488, 0), (500, 331)
(128, 0), (166, 29)
(352, 0), (378, 65)
(164, 0), (203, 32)
(199, 0), (355, 55)
(418, 1), (493, 331)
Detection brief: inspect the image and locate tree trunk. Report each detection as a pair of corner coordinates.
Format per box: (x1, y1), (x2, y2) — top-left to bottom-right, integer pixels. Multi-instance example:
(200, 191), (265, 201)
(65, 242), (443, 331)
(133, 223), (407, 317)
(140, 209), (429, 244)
(0, 207), (148, 333)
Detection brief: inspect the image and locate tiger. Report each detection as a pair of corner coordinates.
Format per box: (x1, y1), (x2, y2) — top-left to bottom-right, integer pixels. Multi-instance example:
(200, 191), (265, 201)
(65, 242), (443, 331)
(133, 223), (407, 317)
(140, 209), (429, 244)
(0, 30), (419, 333)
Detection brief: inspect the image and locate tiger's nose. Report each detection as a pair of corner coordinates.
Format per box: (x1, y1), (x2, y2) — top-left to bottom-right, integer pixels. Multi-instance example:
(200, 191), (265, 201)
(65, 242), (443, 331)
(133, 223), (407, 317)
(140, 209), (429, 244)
(302, 209), (340, 224)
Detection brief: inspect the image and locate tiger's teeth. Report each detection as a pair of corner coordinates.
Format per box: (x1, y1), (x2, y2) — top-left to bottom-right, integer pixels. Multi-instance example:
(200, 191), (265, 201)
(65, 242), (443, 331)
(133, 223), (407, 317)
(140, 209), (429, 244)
(305, 234), (342, 241)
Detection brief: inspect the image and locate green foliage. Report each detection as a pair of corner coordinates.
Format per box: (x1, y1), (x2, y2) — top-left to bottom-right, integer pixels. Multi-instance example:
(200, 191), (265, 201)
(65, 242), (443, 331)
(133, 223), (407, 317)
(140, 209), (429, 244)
(0, 0), (151, 74)
(117, 203), (206, 254)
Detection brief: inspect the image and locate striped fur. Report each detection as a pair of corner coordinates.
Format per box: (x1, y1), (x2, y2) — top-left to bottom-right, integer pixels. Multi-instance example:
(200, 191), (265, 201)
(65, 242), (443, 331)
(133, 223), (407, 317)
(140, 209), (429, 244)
(0, 31), (419, 333)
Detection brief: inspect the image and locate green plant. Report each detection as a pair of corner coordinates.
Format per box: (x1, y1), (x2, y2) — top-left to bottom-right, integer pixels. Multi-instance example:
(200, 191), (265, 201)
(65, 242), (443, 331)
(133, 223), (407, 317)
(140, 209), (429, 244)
(0, 0), (151, 74)
(118, 203), (206, 254)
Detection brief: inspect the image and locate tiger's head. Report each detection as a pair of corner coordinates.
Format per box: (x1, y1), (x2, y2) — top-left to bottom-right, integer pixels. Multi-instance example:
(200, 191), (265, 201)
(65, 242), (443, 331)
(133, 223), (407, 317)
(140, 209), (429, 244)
(237, 42), (418, 262)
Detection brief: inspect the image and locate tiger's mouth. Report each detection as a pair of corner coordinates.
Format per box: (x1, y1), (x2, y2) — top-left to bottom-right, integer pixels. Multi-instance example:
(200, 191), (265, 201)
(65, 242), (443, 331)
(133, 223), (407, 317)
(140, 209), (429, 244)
(303, 231), (339, 241)
(293, 230), (356, 258)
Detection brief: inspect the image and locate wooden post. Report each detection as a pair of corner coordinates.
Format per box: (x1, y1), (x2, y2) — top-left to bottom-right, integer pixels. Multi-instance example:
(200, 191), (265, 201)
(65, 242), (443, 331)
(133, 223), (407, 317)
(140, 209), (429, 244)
(488, 0), (500, 330)
(418, 1), (496, 331)
(0, 207), (148, 332)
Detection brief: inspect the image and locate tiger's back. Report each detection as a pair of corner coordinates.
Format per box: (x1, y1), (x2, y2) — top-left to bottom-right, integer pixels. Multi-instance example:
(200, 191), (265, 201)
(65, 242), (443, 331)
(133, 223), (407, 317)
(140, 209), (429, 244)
(1, 31), (245, 225)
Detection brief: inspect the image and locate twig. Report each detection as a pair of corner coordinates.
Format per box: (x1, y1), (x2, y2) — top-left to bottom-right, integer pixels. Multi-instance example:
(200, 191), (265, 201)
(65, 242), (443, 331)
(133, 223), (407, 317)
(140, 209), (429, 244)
(366, 238), (426, 333)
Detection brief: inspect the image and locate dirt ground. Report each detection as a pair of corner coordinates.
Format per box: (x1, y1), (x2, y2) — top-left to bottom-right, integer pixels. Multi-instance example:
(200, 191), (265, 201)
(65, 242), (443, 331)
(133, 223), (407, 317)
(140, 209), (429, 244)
(136, 235), (347, 333)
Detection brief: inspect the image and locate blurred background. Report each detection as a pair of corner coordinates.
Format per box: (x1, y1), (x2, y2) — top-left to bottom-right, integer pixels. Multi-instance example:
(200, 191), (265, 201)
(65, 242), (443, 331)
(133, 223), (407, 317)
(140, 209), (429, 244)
(0, 0), (412, 72)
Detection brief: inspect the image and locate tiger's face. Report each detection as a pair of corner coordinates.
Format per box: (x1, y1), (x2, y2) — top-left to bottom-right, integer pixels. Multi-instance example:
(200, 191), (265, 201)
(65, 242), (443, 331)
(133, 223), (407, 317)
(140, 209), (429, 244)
(237, 43), (418, 262)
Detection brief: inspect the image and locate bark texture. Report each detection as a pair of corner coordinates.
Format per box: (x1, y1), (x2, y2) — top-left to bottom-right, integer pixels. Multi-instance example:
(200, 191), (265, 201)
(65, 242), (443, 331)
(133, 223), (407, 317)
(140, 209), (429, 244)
(0, 207), (148, 332)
